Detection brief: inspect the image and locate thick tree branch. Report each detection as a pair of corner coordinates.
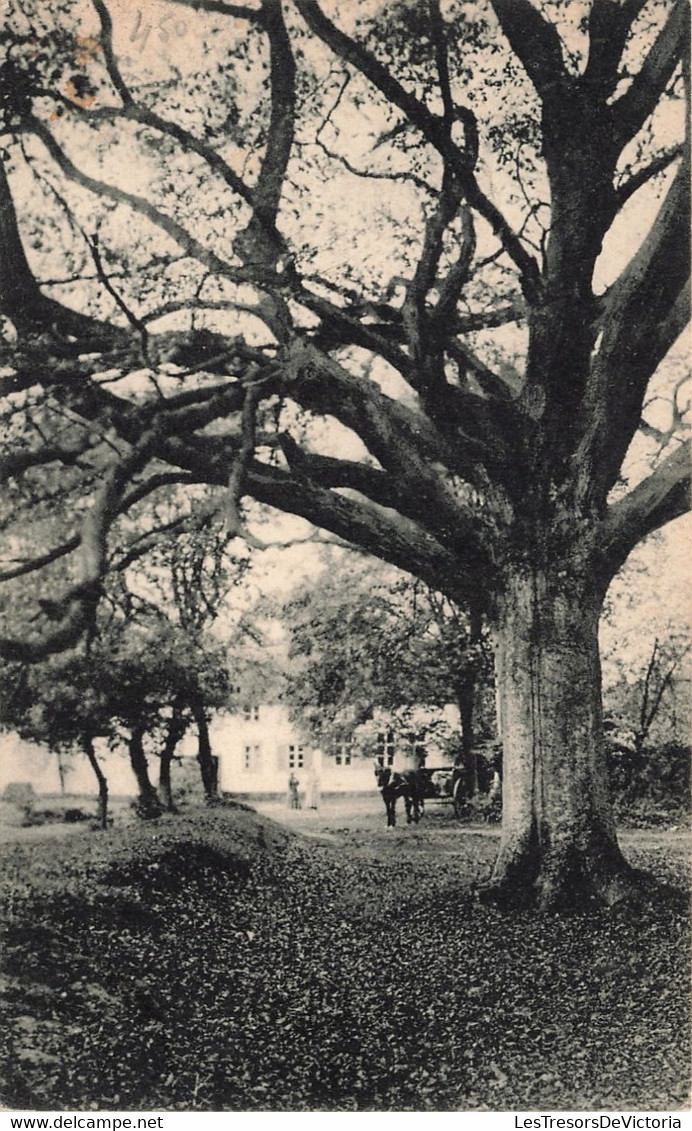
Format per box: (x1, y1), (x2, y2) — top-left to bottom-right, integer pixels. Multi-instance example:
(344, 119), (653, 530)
(445, 339), (514, 404)
(452, 301), (525, 334)
(610, 0), (689, 150)
(489, 0), (568, 101)
(91, 0), (134, 107)
(615, 145), (684, 209)
(278, 433), (399, 509)
(593, 444), (690, 582)
(0, 157), (128, 346)
(283, 339), (490, 495)
(402, 171), (465, 385)
(432, 205), (476, 328)
(252, 0), (296, 230)
(583, 0), (639, 99)
(0, 437), (94, 484)
(224, 381), (267, 548)
(573, 152), (690, 507)
(246, 460), (483, 607)
(428, 0), (454, 128)
(283, 342), (496, 561)
(0, 434), (160, 661)
(163, 0), (261, 17)
(294, 285), (414, 378)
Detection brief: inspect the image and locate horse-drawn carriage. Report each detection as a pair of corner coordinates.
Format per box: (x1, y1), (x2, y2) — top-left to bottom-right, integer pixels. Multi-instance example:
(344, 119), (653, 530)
(416, 766), (467, 817)
(374, 763), (466, 826)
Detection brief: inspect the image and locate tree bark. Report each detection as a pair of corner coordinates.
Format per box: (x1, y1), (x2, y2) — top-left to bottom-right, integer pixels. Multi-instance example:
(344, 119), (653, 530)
(455, 675), (478, 797)
(158, 710), (188, 812)
(486, 566), (639, 910)
(83, 733), (109, 830)
(128, 725), (162, 819)
(159, 745), (175, 813)
(190, 699), (218, 802)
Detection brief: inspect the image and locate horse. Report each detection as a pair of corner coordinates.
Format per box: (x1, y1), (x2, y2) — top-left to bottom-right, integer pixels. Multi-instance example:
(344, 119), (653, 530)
(374, 764), (423, 827)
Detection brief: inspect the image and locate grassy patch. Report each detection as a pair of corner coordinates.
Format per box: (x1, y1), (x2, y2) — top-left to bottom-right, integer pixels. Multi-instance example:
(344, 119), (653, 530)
(0, 805), (689, 1111)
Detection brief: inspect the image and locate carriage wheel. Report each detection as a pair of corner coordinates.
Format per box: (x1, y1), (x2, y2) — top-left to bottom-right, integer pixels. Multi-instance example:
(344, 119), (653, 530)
(452, 778), (465, 819)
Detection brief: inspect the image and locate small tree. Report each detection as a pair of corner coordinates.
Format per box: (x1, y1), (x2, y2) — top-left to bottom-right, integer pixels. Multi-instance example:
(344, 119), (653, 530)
(157, 699), (189, 812)
(0, 652), (112, 827)
(95, 617), (233, 811)
(125, 521), (254, 802)
(282, 553), (493, 790)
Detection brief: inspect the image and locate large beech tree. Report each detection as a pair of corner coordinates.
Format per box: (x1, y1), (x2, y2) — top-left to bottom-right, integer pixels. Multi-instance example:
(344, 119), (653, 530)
(0, 0), (688, 906)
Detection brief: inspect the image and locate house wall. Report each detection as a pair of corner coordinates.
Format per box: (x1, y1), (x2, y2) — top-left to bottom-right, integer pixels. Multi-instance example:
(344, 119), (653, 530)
(207, 705), (376, 795)
(0, 733), (139, 797)
(207, 704), (460, 797)
(1, 702), (462, 801)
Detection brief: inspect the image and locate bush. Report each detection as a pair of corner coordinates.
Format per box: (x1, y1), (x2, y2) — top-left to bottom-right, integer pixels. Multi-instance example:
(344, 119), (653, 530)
(608, 740), (691, 827)
(64, 809), (89, 824)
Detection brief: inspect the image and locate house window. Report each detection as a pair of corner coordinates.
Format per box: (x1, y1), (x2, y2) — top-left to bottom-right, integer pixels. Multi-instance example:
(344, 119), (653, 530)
(408, 731), (427, 767)
(334, 744), (352, 766)
(288, 744), (304, 769)
(242, 704), (260, 722)
(243, 744), (261, 772)
(376, 729), (395, 767)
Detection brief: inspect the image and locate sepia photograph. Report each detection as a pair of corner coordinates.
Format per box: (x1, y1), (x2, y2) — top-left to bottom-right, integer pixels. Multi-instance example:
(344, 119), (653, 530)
(0, 0), (689, 1115)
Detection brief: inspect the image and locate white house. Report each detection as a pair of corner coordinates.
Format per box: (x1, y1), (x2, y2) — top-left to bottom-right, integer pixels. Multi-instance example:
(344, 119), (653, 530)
(208, 702), (461, 798)
(0, 703), (461, 803)
(201, 703), (369, 795)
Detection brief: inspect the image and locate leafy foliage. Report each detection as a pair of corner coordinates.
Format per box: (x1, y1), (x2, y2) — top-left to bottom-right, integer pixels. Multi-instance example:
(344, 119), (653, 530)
(609, 740), (691, 828)
(0, 618), (230, 749)
(281, 553), (493, 748)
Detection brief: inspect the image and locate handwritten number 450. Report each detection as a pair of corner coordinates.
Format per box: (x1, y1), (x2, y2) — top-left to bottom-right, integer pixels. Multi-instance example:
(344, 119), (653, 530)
(130, 12), (188, 51)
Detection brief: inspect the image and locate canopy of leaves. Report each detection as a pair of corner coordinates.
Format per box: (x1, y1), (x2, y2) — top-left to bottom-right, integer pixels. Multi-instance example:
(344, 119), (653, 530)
(0, 0), (687, 662)
(281, 552), (492, 745)
(0, 521), (259, 752)
(0, 617), (231, 754)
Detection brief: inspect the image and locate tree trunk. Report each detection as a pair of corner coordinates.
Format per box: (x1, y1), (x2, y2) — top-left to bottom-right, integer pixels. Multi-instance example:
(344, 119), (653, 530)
(159, 748), (175, 813)
(158, 710), (188, 812)
(190, 699), (218, 802)
(57, 750), (67, 796)
(83, 734), (109, 830)
(455, 676), (478, 797)
(486, 566), (639, 910)
(128, 726), (162, 819)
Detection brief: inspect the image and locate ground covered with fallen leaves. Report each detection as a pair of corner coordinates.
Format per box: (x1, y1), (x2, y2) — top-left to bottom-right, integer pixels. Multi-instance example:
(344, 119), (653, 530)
(0, 801), (689, 1112)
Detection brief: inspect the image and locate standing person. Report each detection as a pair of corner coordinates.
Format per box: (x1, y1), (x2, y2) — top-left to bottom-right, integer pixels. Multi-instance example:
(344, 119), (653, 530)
(305, 769), (321, 810)
(287, 772), (301, 809)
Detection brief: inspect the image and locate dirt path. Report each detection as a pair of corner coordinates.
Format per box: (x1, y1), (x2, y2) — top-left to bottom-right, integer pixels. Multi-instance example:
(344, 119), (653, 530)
(251, 795), (690, 858)
(1, 795), (688, 868)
